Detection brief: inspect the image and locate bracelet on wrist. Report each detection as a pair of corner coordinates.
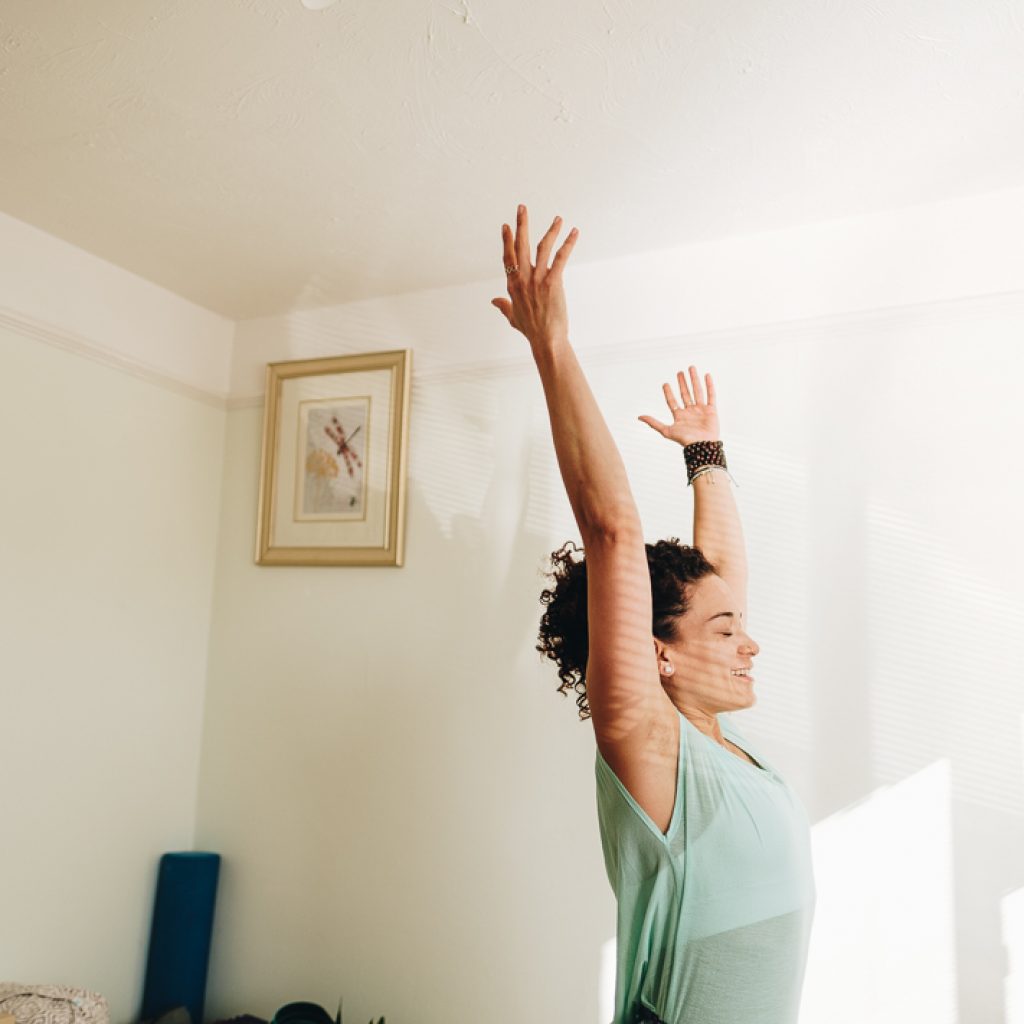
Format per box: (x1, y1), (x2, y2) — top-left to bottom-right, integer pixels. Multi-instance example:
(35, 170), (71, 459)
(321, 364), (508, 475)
(683, 440), (739, 487)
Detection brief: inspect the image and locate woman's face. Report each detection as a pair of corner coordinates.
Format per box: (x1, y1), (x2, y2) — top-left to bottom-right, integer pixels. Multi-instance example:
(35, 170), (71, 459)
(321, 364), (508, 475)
(661, 573), (760, 713)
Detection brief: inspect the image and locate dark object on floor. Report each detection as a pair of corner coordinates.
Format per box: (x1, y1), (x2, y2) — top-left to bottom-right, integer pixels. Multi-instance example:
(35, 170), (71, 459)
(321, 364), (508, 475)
(209, 1016), (268, 1024)
(139, 1006), (191, 1024)
(140, 851), (221, 1024)
(271, 1004), (335, 1024)
(271, 1001), (383, 1024)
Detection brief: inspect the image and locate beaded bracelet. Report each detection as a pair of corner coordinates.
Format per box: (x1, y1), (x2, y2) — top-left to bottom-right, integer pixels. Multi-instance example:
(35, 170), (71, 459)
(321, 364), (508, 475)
(683, 440), (739, 488)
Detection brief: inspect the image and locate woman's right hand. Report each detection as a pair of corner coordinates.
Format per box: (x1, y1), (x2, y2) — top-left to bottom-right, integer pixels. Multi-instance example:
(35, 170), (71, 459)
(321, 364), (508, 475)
(491, 204), (578, 350)
(638, 366), (721, 447)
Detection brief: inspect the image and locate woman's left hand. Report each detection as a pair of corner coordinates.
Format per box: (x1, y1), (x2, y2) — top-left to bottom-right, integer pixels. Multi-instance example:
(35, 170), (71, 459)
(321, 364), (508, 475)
(491, 205), (578, 353)
(638, 365), (720, 446)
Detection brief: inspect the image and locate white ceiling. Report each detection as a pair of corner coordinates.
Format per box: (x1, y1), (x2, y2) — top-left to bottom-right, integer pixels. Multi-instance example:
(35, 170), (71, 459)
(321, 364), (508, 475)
(1, 0), (1022, 321)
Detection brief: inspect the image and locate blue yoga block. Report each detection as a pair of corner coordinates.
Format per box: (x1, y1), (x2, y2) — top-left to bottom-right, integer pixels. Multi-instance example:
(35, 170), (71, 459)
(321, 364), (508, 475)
(141, 851), (221, 1024)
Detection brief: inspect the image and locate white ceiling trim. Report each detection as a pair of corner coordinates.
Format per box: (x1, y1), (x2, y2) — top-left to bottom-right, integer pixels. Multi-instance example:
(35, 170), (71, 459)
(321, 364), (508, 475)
(227, 287), (1024, 405)
(0, 306), (231, 409)
(6, 284), (1022, 410)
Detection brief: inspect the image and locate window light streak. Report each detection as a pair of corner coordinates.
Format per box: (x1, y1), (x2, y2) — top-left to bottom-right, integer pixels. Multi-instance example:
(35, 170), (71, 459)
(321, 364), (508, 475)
(1004, 886), (1024, 1024)
(598, 935), (616, 1024)
(866, 500), (1024, 817)
(800, 760), (957, 1023)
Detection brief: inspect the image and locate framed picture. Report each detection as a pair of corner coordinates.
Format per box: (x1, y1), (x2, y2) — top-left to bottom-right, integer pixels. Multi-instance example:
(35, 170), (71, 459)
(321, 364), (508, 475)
(255, 350), (411, 566)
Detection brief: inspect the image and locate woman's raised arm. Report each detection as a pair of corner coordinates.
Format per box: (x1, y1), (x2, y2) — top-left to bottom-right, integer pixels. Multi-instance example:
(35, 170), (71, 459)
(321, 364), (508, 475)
(492, 205), (665, 745)
(639, 367), (749, 621)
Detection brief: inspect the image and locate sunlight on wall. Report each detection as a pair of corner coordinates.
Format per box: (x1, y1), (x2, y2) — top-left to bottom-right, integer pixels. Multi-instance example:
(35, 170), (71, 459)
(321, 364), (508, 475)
(800, 759), (957, 1024)
(1004, 885), (1024, 1023)
(411, 369), (524, 538)
(719, 440), (814, 746)
(866, 500), (1024, 816)
(599, 935), (616, 1024)
(523, 388), (583, 544)
(1003, 710), (1024, 1023)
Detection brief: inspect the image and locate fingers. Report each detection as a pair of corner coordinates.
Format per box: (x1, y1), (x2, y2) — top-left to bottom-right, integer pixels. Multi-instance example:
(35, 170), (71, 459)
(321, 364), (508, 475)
(638, 415), (669, 436)
(501, 223), (517, 274)
(497, 208), (575, 329)
(535, 216), (562, 273)
(688, 365), (704, 404)
(549, 226), (579, 276)
(514, 205), (531, 274)
(676, 366), (711, 405)
(676, 369), (693, 406)
(503, 207), (576, 279)
(662, 382), (681, 414)
(491, 297), (514, 323)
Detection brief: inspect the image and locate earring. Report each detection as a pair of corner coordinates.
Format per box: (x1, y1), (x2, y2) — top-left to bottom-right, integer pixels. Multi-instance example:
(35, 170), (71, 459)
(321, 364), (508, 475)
(662, 663), (674, 676)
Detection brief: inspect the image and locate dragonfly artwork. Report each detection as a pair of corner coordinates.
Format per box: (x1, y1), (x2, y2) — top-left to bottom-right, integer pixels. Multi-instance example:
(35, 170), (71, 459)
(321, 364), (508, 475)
(324, 415), (364, 479)
(300, 403), (368, 517)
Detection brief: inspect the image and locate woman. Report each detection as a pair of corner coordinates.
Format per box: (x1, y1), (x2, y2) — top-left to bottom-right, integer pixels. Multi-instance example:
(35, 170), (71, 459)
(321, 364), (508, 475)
(492, 206), (817, 1024)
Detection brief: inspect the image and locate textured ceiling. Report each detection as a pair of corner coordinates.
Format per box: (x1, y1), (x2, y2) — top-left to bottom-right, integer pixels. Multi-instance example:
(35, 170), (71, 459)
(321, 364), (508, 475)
(1, 0), (1022, 320)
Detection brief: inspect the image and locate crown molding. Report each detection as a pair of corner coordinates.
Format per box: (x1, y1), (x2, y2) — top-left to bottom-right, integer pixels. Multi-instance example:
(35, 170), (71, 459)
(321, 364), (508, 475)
(5, 287), (1022, 410)
(232, 286), (1024, 404)
(0, 306), (230, 409)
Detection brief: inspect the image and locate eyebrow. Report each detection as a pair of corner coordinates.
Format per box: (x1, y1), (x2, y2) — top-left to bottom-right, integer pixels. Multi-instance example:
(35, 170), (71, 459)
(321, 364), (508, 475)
(705, 611), (743, 623)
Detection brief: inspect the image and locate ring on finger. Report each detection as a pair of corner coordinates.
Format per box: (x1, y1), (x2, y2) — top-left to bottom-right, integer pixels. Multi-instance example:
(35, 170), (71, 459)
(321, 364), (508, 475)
(505, 264), (519, 275)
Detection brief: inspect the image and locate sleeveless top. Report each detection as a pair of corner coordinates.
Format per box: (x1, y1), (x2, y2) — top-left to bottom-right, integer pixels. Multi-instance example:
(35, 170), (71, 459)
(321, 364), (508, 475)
(595, 709), (817, 1024)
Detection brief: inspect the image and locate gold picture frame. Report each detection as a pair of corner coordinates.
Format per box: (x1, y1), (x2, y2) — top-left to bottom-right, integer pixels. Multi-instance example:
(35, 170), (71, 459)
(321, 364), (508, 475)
(255, 350), (411, 566)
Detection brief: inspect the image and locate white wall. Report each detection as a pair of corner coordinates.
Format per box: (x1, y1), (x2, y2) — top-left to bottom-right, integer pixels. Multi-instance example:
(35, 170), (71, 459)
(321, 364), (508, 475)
(197, 191), (1024, 1024)
(0, 219), (231, 1021)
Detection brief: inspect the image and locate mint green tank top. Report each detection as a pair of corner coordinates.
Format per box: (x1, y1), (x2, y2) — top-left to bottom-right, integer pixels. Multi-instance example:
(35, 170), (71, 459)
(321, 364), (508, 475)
(595, 710), (817, 1024)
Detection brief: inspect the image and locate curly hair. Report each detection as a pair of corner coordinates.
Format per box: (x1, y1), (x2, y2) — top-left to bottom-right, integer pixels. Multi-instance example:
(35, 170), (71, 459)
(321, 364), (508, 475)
(536, 537), (718, 720)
